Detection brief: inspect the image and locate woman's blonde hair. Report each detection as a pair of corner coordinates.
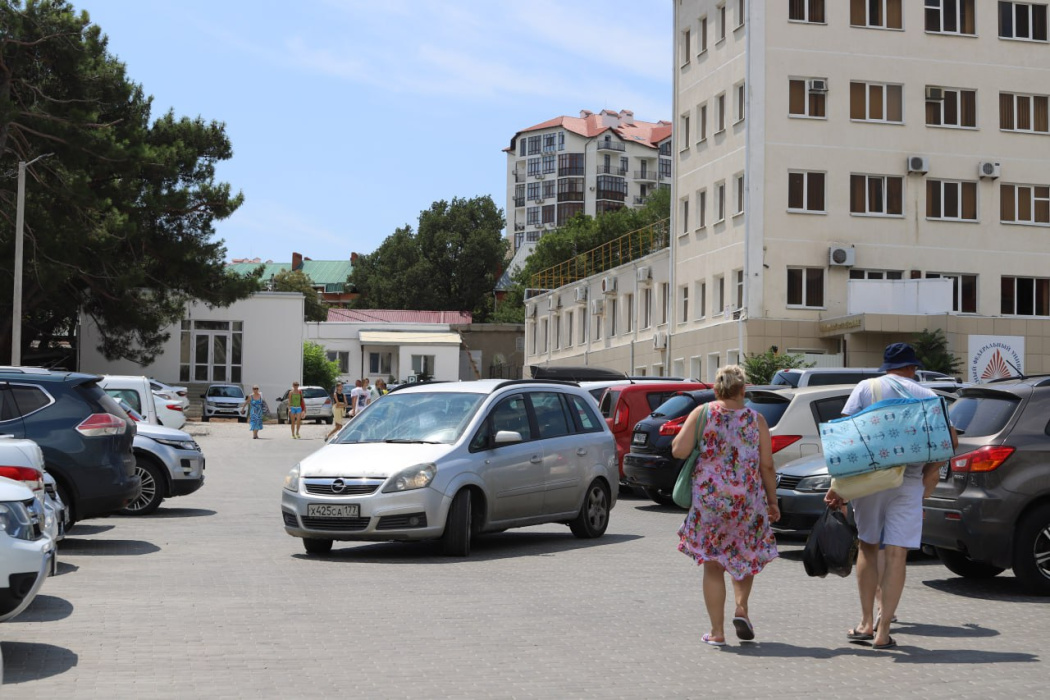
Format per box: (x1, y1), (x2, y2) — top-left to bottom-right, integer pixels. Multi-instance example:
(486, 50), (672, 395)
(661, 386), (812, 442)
(713, 364), (748, 400)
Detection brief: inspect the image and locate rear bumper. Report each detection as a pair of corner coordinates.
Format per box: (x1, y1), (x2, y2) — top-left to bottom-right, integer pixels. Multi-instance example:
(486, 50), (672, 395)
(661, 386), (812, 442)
(78, 476), (142, 520)
(921, 496), (1016, 569)
(623, 453), (679, 491)
(774, 489), (826, 532)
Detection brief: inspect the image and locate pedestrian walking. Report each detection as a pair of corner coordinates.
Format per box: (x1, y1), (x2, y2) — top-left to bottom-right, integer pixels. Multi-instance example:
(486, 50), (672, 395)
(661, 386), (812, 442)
(287, 381), (305, 438)
(242, 385), (266, 439)
(825, 342), (958, 650)
(671, 364), (780, 647)
(349, 379), (369, 417)
(326, 381), (347, 441)
(364, 377), (379, 401)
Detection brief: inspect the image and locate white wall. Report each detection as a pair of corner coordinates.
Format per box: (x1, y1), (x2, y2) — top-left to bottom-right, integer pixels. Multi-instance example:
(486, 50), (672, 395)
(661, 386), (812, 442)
(306, 323), (462, 383)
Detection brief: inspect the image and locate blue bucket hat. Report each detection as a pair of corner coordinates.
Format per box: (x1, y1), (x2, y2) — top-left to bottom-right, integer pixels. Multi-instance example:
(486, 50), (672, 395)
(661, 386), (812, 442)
(880, 342), (923, 371)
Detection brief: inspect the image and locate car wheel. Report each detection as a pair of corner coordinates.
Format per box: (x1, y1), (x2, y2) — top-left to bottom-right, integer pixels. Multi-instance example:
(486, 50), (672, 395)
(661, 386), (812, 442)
(935, 547), (1006, 579)
(570, 479), (610, 538)
(238, 416), (247, 423)
(643, 487), (676, 507)
(303, 538), (333, 555)
(201, 415), (210, 422)
(325, 417), (333, 425)
(277, 413), (285, 424)
(121, 457), (166, 516)
(442, 489), (472, 557)
(1012, 503), (1050, 596)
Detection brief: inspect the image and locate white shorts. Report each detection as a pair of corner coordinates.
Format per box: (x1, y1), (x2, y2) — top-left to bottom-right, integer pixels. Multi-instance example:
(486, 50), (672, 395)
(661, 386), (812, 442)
(852, 476), (925, 549)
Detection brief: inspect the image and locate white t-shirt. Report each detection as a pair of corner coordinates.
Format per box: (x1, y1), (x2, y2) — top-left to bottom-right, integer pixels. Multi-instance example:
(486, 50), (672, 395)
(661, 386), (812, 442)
(350, 387), (369, 411)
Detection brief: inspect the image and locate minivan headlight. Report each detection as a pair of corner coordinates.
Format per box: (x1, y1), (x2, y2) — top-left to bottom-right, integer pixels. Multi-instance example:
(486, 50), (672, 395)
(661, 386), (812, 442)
(796, 475), (833, 492)
(383, 464), (436, 493)
(0, 501), (35, 541)
(283, 464), (301, 492)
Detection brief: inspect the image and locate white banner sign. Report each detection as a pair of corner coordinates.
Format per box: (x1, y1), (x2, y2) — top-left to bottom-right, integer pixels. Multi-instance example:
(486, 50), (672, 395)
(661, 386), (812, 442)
(968, 335), (1024, 383)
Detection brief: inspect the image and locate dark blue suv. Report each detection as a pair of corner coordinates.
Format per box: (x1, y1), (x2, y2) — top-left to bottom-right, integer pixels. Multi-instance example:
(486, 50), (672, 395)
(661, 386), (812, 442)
(0, 367), (139, 524)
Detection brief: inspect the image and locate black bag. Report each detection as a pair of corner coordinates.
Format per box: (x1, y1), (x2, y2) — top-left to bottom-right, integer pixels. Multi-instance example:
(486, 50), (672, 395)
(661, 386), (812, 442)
(802, 507), (859, 578)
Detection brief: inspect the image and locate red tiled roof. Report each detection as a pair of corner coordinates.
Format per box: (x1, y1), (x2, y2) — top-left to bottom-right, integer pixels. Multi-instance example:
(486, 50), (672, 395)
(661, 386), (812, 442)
(326, 309), (473, 324)
(506, 109), (672, 151)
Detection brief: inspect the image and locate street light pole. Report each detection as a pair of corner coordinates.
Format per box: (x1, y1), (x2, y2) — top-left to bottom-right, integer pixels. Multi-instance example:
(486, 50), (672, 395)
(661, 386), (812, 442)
(11, 153), (52, 366)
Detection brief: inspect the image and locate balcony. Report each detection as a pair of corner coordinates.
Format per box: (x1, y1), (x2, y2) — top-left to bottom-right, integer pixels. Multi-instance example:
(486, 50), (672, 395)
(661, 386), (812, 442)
(530, 218), (670, 290)
(514, 197), (525, 208)
(597, 165), (627, 176)
(634, 170), (657, 182)
(514, 172), (525, 183)
(595, 190), (627, 201)
(558, 167), (585, 177)
(557, 192), (585, 203)
(514, 222), (525, 231)
(596, 140), (626, 152)
(633, 195), (648, 205)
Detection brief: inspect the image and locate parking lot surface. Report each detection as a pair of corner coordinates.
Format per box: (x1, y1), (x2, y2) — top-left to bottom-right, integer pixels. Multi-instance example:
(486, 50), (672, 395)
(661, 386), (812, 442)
(2, 420), (1046, 698)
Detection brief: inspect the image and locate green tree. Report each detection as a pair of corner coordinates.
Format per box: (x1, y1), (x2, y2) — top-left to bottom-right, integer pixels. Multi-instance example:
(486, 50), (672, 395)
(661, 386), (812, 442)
(302, 341), (338, 389)
(913, 328), (962, 377)
(741, 348), (813, 385)
(0, 0), (258, 364)
(270, 269), (327, 322)
(349, 196), (507, 321)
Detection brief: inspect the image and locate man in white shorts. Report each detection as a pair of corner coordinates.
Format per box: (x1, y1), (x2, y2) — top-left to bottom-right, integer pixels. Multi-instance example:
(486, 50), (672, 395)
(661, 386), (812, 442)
(825, 342), (957, 650)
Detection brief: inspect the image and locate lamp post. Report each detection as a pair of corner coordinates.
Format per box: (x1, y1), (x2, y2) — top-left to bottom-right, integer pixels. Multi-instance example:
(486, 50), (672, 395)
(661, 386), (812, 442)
(11, 153), (52, 366)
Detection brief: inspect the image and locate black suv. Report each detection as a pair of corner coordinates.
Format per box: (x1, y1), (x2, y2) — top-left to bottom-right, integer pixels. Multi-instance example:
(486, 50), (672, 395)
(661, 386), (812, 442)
(623, 390), (717, 506)
(923, 377), (1050, 595)
(0, 367), (139, 524)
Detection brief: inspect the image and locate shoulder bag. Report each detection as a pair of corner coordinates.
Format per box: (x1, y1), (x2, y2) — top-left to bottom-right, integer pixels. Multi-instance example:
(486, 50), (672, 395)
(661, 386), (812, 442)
(672, 404), (709, 509)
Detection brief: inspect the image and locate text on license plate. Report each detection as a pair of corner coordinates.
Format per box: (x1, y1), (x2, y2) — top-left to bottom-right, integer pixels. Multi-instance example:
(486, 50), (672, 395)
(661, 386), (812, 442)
(632, 433), (647, 446)
(939, 463), (949, 480)
(307, 504), (360, 518)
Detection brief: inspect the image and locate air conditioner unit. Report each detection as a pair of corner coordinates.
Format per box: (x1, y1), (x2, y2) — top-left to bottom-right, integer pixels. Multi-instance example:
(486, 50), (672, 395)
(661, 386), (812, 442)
(601, 275), (617, 295)
(807, 78), (828, 93)
(590, 299), (605, 315)
(535, 174), (545, 180)
(829, 245), (855, 267)
(907, 155), (930, 174)
(925, 86), (945, 101)
(652, 332), (667, 350)
(574, 287), (588, 304)
(636, 266), (652, 284)
(547, 296), (561, 311)
(979, 161), (1001, 179)
(534, 198), (544, 204)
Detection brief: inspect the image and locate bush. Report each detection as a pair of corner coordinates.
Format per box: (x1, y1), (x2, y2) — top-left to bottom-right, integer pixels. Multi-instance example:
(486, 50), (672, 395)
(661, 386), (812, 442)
(913, 328), (962, 377)
(742, 348), (812, 385)
(303, 341), (339, 389)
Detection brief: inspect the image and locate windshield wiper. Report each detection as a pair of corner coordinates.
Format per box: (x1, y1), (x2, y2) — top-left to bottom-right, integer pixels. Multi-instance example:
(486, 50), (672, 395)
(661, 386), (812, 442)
(384, 438), (440, 444)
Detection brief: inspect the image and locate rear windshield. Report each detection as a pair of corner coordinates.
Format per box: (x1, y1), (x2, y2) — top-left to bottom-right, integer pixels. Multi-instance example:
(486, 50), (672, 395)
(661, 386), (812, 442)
(949, 395), (1020, 438)
(646, 391), (681, 412)
(808, 372), (882, 386)
(650, 394), (699, 419)
(770, 371), (799, 387)
(745, 395), (790, 428)
(303, 388), (329, 399)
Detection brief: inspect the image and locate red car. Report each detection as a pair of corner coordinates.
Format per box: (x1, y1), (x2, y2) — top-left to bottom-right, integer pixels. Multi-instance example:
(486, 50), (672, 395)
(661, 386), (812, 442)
(598, 381), (712, 487)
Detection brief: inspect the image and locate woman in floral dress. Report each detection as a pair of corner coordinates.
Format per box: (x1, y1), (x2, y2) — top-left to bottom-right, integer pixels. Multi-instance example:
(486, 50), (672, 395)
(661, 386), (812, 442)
(671, 365), (780, 647)
(242, 385), (266, 439)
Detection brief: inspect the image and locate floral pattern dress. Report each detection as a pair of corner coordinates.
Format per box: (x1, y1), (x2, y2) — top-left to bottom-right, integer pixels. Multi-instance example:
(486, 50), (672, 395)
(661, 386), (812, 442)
(677, 402), (778, 580)
(248, 397), (266, 432)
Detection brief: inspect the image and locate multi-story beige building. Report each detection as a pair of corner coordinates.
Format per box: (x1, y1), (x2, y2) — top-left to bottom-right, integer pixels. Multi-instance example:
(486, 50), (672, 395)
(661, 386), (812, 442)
(502, 109), (672, 277)
(525, 0), (1050, 383)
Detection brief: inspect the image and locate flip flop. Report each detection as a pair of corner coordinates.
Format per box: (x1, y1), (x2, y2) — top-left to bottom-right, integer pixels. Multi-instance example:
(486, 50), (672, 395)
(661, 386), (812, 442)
(701, 634), (726, 647)
(732, 616), (755, 641)
(847, 628), (875, 641)
(873, 637), (898, 650)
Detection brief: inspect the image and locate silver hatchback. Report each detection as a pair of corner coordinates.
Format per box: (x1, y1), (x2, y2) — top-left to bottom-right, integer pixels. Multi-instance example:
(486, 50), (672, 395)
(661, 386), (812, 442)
(281, 380), (617, 556)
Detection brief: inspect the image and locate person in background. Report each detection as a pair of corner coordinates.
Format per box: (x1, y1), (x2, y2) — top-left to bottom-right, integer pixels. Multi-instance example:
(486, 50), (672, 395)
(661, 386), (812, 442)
(364, 377), (378, 401)
(375, 379), (388, 396)
(671, 364), (780, 647)
(349, 380), (368, 418)
(326, 381), (346, 441)
(241, 385), (266, 439)
(287, 381), (304, 439)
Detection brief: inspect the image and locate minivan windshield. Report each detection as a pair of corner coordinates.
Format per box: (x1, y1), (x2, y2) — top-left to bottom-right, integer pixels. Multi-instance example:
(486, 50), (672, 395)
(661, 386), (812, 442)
(770, 371), (799, 387)
(335, 392), (485, 445)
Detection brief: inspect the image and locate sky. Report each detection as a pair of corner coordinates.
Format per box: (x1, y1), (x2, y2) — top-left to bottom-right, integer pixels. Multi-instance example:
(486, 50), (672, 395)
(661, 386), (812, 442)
(74, 0), (673, 264)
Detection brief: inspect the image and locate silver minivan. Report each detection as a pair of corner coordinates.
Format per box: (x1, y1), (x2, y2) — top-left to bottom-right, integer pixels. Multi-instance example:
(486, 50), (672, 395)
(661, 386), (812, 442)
(281, 380), (617, 556)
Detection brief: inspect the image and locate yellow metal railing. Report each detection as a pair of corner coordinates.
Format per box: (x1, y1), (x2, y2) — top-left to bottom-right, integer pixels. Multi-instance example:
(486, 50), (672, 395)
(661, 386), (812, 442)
(529, 218), (669, 291)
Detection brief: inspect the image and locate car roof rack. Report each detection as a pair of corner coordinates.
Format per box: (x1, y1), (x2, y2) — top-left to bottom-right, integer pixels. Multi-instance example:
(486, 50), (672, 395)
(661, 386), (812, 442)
(529, 365), (628, 381)
(495, 379), (580, 391)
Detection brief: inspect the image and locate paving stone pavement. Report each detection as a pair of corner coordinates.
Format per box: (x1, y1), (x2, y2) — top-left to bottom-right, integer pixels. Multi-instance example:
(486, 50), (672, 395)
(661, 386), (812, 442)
(1, 419), (1046, 699)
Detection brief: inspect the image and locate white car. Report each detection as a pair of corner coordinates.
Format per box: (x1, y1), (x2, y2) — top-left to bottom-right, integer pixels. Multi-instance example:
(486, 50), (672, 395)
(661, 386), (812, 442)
(276, 386), (334, 424)
(150, 379), (191, 411)
(0, 476), (54, 622)
(99, 375), (187, 429)
(0, 436), (65, 546)
(745, 385), (856, 467)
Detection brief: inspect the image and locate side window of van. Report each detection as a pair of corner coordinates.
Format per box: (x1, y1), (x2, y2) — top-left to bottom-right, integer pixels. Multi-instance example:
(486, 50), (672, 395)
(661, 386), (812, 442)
(529, 392), (572, 439)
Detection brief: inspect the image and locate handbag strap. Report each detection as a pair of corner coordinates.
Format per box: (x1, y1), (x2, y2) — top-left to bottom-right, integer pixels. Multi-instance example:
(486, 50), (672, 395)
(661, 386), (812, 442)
(694, 403), (709, 449)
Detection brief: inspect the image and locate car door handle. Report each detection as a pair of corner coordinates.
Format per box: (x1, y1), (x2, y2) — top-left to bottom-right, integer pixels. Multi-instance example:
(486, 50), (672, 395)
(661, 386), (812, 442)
(530, 455), (542, 464)
(576, 448), (587, 456)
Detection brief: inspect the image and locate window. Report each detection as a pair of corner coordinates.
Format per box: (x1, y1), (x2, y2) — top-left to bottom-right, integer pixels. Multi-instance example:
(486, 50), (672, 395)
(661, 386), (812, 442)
(699, 104), (708, 141)
(681, 198), (690, 233)
(735, 83), (746, 123)
(569, 394), (603, 433)
(698, 189), (707, 228)
(716, 94), (726, 132)
(787, 267), (825, 307)
(715, 275), (725, 315)
(326, 351), (350, 373)
(527, 207), (540, 225)
(850, 0), (903, 29)
(106, 388), (141, 414)
(579, 311), (588, 343)
(788, 171), (826, 212)
(788, 78), (827, 118)
(661, 282), (670, 325)
(718, 4), (727, 41)
(849, 269), (904, 280)
(518, 140), (527, 157)
(926, 87), (977, 128)
(541, 154), (556, 174)
(680, 285), (689, 322)
(734, 270), (744, 310)
(540, 320), (548, 352)
(1001, 183), (1050, 224)
(527, 182), (540, 200)
(542, 133), (557, 152)
(926, 179), (978, 220)
(682, 28), (692, 65)
(527, 136), (541, 155)
(625, 293), (634, 332)
(659, 157), (672, 179)
(642, 287), (653, 328)
(1000, 92), (1050, 133)
(680, 113), (691, 148)
(1000, 2), (1049, 41)
(594, 313), (602, 341)
(530, 320), (537, 354)
(699, 16), (709, 52)
(850, 174), (904, 216)
(1001, 276), (1050, 315)
(541, 205), (555, 224)
(553, 314), (561, 349)
(566, 311), (574, 347)
(558, 152), (585, 176)
(926, 272), (978, 313)
(850, 82), (903, 123)
(542, 180), (555, 199)
(696, 281), (707, 319)
(608, 298), (618, 336)
(790, 0), (826, 22)
(527, 158), (541, 176)
(716, 181), (726, 222)
(737, 0), (745, 27)
(411, 354), (436, 379)
(925, 0), (976, 34)
(367, 352), (391, 375)
(734, 173), (745, 215)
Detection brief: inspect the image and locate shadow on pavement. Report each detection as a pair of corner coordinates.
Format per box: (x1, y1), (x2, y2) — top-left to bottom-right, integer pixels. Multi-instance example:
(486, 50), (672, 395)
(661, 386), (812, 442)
(122, 507), (217, 519)
(54, 561), (79, 576)
(0, 642), (78, 684)
(922, 576), (1047, 603)
(64, 523), (115, 536)
(57, 538), (160, 556)
(292, 532), (642, 564)
(724, 640), (1037, 664)
(8, 595), (74, 623)
(891, 621), (998, 639)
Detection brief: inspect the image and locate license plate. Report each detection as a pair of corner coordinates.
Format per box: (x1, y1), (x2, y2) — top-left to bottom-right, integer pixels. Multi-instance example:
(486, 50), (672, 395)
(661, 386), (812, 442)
(939, 463), (949, 480)
(632, 432), (647, 446)
(307, 504), (360, 518)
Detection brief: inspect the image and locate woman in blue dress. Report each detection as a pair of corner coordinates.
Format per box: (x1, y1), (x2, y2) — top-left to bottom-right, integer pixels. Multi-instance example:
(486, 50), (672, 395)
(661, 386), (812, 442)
(242, 385), (266, 439)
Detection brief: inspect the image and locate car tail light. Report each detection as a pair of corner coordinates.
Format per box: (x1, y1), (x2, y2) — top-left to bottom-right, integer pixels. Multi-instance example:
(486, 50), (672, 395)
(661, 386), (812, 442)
(0, 466), (45, 494)
(659, 416), (688, 437)
(176, 391), (187, 397)
(770, 435), (802, 453)
(324, 398), (332, 405)
(612, 401), (630, 433)
(76, 413), (127, 436)
(166, 404), (183, 412)
(950, 445), (1015, 473)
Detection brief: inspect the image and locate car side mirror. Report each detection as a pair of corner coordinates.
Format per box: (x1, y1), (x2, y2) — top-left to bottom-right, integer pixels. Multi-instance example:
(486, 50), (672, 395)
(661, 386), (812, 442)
(493, 430), (523, 446)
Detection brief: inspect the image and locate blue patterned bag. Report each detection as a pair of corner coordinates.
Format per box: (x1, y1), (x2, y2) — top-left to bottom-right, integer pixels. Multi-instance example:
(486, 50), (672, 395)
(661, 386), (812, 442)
(819, 391), (952, 478)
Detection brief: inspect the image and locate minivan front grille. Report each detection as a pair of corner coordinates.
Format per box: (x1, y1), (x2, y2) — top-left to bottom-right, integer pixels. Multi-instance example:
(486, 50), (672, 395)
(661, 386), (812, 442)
(304, 480), (380, 496)
(301, 516), (371, 531)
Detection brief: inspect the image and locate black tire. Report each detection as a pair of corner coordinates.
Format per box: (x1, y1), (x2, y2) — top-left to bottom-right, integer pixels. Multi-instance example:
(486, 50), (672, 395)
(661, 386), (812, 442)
(1012, 503), (1050, 596)
(936, 547), (1006, 579)
(238, 416), (247, 423)
(277, 414), (285, 424)
(643, 487), (676, 507)
(120, 457), (166, 516)
(325, 417), (333, 425)
(201, 415), (210, 422)
(570, 480), (611, 538)
(303, 538), (333, 555)
(442, 489), (472, 556)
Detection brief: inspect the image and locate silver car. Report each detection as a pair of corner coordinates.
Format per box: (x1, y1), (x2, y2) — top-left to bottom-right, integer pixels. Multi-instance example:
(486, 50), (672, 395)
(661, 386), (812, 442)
(276, 386), (334, 425)
(281, 380), (617, 556)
